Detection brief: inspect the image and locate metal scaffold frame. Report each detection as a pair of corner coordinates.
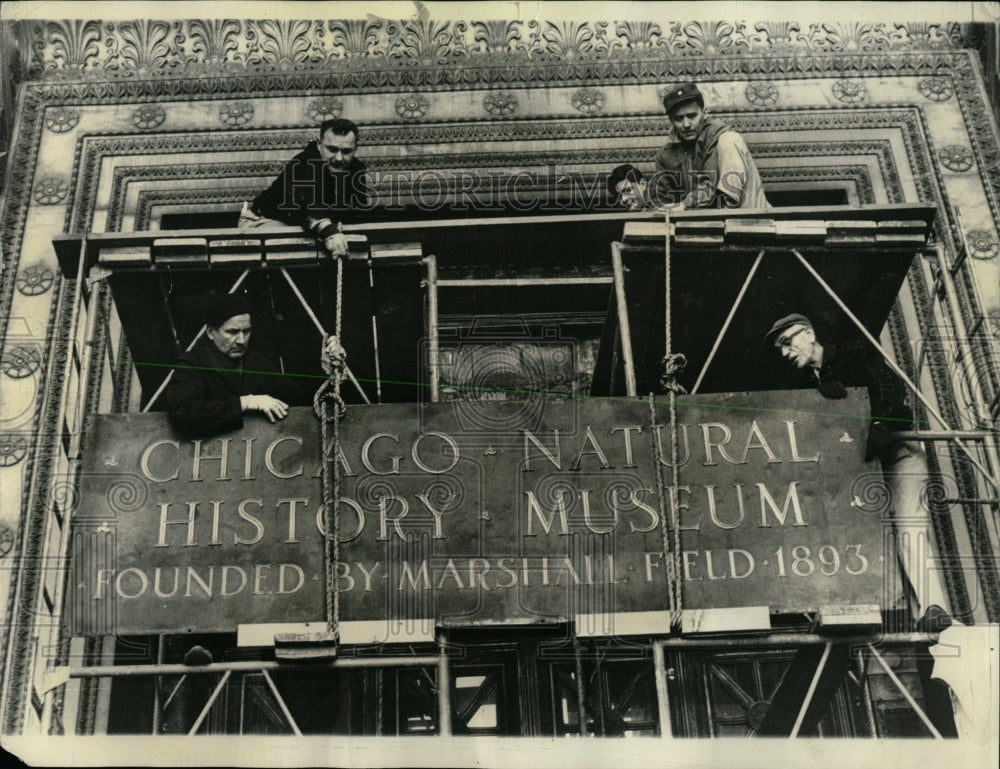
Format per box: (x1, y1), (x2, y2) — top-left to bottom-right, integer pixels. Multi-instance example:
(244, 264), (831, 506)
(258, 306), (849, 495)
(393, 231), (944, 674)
(30, 209), (998, 738)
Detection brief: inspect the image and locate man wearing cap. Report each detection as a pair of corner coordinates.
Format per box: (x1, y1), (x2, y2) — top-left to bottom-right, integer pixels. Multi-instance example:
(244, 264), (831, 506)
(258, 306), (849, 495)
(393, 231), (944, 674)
(653, 83), (768, 210)
(239, 118), (370, 257)
(765, 313), (954, 633)
(166, 292), (342, 438)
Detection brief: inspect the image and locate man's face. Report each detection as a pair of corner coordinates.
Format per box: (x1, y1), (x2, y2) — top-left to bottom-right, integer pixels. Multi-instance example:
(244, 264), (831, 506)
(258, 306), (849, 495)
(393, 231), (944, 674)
(668, 101), (706, 143)
(774, 323), (818, 369)
(615, 178), (648, 211)
(207, 313), (251, 361)
(318, 129), (358, 172)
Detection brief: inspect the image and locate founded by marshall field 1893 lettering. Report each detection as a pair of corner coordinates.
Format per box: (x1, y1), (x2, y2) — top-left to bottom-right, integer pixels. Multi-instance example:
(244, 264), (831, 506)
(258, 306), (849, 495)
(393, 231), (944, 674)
(68, 389), (901, 635)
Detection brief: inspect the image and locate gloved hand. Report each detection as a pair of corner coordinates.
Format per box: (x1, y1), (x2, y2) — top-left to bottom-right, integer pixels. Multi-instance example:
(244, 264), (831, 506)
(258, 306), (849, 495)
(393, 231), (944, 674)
(307, 217), (347, 257)
(320, 334), (347, 375)
(240, 394), (289, 422)
(323, 232), (348, 257)
(817, 379), (847, 399)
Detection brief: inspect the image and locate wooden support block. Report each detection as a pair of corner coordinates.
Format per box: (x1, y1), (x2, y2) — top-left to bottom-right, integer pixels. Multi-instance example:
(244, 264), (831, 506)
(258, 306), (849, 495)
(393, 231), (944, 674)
(674, 220), (726, 237)
(274, 631), (339, 661)
(775, 220), (828, 239)
(98, 245), (151, 267)
(208, 238), (263, 265)
(344, 233), (370, 261)
(813, 604), (882, 632)
(874, 233), (928, 245)
(724, 218), (777, 241)
(681, 606), (771, 634)
(878, 220), (928, 234)
(264, 237), (319, 263)
(575, 611), (673, 637)
(152, 237), (208, 265)
(369, 241), (422, 263)
(622, 221), (668, 246)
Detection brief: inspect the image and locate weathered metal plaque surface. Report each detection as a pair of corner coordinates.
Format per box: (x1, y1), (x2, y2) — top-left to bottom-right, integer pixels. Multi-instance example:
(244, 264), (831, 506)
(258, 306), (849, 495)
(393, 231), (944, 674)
(69, 390), (899, 635)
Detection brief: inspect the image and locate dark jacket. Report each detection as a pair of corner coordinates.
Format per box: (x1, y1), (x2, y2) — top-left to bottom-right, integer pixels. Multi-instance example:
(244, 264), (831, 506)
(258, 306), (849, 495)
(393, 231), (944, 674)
(814, 339), (914, 462)
(165, 340), (298, 438)
(653, 118), (734, 208)
(250, 140), (369, 227)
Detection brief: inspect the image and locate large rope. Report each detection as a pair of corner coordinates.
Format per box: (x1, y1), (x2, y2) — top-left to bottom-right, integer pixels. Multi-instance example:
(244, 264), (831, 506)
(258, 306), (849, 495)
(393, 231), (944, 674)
(652, 209), (684, 629)
(314, 256), (346, 639)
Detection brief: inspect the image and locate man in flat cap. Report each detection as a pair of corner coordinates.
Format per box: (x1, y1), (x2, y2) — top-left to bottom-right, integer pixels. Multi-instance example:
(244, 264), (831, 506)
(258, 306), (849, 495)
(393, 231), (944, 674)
(765, 313), (954, 634)
(165, 292), (344, 437)
(653, 83), (769, 210)
(239, 118), (370, 257)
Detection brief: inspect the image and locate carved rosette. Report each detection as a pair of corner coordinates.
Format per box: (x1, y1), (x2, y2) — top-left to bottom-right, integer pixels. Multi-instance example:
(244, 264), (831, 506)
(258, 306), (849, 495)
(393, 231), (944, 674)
(745, 82), (778, 107)
(967, 230), (999, 260)
(0, 434), (28, 467)
(2, 346), (43, 379)
(219, 103), (255, 126)
(395, 93), (430, 120)
(483, 91), (518, 117)
(307, 98), (343, 122)
(0, 525), (13, 557)
(132, 104), (166, 129)
(988, 311), (1000, 337)
(571, 87), (606, 114)
(832, 79), (866, 104)
(919, 76), (953, 102)
(45, 108), (80, 133)
(32, 178), (69, 205)
(939, 145), (974, 172)
(16, 265), (55, 296)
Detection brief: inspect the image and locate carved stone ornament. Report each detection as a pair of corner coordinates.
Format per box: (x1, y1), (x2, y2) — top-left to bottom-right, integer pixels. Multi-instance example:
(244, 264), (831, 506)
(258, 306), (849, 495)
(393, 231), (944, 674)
(0, 524), (13, 557)
(219, 102), (255, 126)
(395, 93), (430, 120)
(966, 230), (1000, 260)
(45, 107), (80, 133)
(938, 145), (974, 172)
(307, 98), (343, 122)
(832, 79), (866, 104)
(571, 87), (606, 114)
(483, 91), (518, 117)
(919, 76), (954, 102)
(745, 82), (778, 107)
(32, 178), (69, 205)
(16, 265), (55, 296)
(132, 104), (166, 129)
(0, 434), (28, 467)
(21, 18), (968, 82)
(2, 346), (43, 379)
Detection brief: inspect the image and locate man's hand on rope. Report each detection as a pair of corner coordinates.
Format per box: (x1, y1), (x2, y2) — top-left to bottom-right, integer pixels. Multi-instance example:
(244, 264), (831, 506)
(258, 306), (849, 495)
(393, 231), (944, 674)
(240, 394), (289, 422)
(307, 217), (348, 258)
(321, 334), (347, 376)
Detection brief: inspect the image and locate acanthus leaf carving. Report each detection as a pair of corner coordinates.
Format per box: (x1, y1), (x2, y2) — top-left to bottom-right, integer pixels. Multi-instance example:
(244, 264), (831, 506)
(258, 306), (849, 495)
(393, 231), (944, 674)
(104, 20), (182, 73)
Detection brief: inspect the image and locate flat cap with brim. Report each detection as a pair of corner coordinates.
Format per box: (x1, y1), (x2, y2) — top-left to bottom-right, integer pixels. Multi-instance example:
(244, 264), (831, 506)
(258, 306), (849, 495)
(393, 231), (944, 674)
(763, 313), (812, 346)
(662, 83), (704, 114)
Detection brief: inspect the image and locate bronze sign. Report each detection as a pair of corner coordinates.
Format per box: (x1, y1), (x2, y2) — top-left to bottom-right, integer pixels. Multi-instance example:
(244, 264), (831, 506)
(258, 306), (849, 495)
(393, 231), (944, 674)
(69, 390), (899, 635)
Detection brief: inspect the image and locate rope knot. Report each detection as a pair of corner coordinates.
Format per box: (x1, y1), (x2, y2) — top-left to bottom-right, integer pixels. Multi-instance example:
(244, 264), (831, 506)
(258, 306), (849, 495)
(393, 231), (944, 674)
(660, 352), (688, 394)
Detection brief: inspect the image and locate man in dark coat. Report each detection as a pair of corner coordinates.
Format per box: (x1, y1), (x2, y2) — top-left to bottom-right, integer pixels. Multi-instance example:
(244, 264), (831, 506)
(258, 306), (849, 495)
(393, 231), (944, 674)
(239, 117), (370, 257)
(652, 83), (769, 210)
(165, 292), (298, 438)
(765, 313), (953, 632)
